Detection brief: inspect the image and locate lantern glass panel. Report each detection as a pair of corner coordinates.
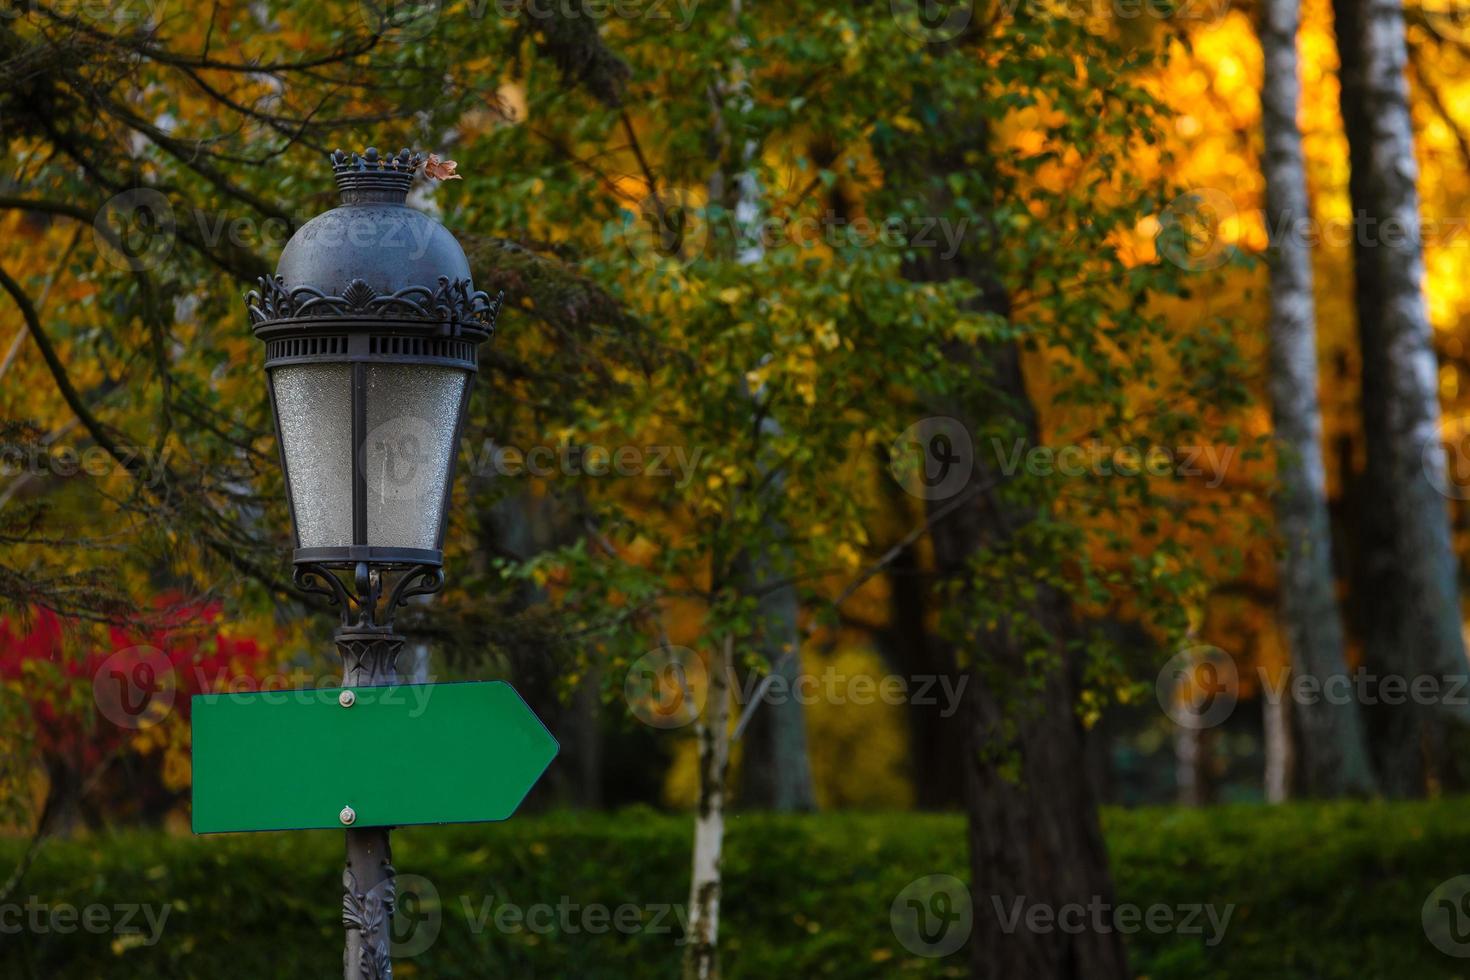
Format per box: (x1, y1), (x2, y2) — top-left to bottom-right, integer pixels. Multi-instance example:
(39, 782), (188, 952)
(271, 363), (354, 549)
(362, 363), (468, 551)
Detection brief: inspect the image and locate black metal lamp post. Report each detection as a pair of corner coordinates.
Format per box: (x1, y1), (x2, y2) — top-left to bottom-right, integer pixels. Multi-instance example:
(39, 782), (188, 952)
(246, 147), (500, 978)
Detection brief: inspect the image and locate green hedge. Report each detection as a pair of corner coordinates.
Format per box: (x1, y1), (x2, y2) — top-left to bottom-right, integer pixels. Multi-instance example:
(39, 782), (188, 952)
(1, 800), (1467, 978)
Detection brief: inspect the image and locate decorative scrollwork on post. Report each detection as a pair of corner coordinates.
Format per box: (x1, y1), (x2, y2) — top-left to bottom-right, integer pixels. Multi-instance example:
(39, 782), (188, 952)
(343, 850), (396, 979)
(296, 563), (445, 633)
(295, 563), (353, 616)
(386, 565), (446, 614)
(336, 565), (402, 979)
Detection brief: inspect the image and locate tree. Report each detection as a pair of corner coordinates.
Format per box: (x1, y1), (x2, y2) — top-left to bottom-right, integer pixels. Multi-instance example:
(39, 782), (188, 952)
(1260, 0), (1377, 797)
(876, 69), (1134, 980)
(1334, 0), (1470, 794)
(866, 5), (1255, 971)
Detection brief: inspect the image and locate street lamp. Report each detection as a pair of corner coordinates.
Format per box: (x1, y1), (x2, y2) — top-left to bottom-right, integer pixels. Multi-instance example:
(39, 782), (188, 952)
(246, 146), (500, 978)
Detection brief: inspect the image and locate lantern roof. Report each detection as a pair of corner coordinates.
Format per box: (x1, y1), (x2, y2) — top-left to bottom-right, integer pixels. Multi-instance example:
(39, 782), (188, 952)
(246, 147), (500, 343)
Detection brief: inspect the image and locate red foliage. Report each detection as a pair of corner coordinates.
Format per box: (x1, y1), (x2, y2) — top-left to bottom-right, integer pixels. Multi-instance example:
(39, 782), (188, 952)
(0, 598), (273, 772)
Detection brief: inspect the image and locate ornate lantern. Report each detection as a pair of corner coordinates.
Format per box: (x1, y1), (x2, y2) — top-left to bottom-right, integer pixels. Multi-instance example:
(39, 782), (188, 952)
(247, 147), (500, 620)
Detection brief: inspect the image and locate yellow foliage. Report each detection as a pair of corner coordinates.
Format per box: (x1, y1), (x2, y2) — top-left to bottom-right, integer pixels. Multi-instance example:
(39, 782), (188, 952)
(663, 647), (914, 809)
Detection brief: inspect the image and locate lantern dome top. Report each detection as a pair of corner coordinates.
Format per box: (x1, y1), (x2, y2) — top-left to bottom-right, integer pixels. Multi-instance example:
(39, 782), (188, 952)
(275, 206), (472, 300)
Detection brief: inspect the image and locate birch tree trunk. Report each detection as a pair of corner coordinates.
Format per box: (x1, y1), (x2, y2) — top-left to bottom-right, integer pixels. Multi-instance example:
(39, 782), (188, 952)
(729, 199), (816, 813)
(683, 637), (733, 980)
(717, 0), (816, 813)
(1333, 0), (1470, 795)
(1174, 722), (1207, 807)
(1260, 0), (1378, 796)
(1262, 676), (1295, 802)
(736, 563), (817, 810)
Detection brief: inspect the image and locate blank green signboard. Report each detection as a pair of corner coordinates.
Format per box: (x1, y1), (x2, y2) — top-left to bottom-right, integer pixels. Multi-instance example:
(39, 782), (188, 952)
(192, 681), (557, 834)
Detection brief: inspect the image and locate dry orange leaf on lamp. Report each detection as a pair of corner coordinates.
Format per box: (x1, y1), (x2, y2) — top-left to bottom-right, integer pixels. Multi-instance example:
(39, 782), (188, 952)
(423, 154), (462, 180)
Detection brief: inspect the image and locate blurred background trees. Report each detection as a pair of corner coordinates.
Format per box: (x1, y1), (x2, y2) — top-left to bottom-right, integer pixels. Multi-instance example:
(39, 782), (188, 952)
(4, 0), (1470, 976)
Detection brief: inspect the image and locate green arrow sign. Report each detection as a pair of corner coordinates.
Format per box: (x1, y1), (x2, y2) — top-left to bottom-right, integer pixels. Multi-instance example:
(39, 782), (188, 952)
(192, 681), (557, 834)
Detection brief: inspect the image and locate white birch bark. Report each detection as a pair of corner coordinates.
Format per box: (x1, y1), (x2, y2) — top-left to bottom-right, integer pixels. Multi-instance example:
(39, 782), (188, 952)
(1260, 0), (1376, 796)
(1334, 0), (1470, 793)
(1262, 681), (1294, 802)
(683, 637), (733, 980)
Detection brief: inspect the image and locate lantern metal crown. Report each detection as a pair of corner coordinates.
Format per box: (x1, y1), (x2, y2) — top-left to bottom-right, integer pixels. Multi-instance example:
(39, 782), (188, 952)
(247, 146), (501, 628)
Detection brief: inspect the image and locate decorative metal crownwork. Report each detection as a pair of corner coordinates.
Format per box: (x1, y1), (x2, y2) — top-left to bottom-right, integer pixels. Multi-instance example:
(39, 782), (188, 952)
(246, 275), (502, 334)
(331, 146), (423, 191)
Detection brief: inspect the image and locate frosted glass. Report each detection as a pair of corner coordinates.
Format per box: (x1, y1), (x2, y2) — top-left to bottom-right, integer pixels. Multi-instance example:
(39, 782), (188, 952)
(362, 364), (468, 550)
(271, 364), (354, 549)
